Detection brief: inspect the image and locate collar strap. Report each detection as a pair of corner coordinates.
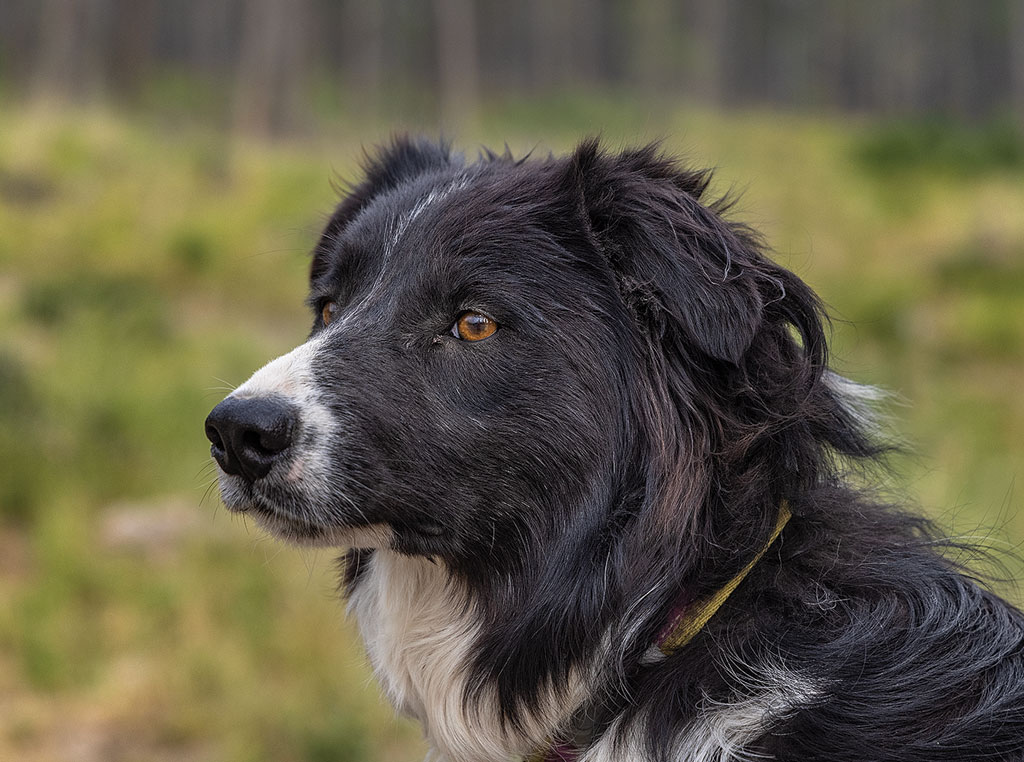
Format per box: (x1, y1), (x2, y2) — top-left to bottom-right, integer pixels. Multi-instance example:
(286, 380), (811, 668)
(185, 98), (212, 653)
(658, 500), (791, 654)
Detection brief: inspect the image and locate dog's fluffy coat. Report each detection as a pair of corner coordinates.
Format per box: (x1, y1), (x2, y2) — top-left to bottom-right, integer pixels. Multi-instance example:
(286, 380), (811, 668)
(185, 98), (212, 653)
(209, 138), (1024, 761)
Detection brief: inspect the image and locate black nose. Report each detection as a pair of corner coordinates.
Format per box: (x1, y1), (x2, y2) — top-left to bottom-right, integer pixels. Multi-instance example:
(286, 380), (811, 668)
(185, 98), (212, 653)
(205, 396), (297, 481)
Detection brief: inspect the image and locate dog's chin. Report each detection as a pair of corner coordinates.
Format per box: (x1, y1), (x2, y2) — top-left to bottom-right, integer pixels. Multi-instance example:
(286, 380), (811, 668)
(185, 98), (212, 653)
(216, 474), (393, 549)
(252, 512), (394, 549)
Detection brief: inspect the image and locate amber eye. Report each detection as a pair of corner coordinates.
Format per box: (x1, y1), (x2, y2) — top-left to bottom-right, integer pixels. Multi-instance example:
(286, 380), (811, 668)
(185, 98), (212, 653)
(452, 311), (498, 342)
(321, 301), (339, 326)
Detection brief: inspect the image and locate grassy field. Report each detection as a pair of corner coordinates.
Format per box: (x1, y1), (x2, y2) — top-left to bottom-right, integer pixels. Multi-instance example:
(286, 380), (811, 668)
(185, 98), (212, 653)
(0, 101), (1022, 761)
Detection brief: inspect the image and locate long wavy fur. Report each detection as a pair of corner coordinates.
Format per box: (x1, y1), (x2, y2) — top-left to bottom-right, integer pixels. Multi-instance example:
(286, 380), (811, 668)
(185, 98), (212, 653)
(286, 137), (1023, 760)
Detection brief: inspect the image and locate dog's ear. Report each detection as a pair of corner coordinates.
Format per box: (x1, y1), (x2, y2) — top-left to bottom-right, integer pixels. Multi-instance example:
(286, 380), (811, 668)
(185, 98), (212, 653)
(561, 139), (768, 364)
(311, 136), (454, 281)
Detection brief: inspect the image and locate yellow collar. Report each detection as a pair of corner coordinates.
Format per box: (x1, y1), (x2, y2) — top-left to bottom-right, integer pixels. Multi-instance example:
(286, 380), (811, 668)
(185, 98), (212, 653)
(658, 500), (791, 654)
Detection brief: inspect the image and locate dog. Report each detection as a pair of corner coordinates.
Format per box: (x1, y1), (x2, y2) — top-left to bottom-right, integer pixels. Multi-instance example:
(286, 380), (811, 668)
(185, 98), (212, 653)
(205, 138), (1024, 761)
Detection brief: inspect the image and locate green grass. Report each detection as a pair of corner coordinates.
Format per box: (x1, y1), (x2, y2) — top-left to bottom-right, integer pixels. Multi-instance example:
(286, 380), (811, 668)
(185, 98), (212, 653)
(0, 101), (1021, 761)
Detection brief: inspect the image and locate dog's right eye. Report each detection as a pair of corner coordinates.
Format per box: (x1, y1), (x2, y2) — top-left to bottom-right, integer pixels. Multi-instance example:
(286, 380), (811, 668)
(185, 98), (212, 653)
(452, 311), (498, 342)
(321, 301), (339, 326)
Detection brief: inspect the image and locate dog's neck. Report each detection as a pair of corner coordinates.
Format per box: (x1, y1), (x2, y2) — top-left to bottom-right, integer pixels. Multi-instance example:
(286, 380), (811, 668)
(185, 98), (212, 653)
(347, 550), (593, 762)
(345, 504), (792, 762)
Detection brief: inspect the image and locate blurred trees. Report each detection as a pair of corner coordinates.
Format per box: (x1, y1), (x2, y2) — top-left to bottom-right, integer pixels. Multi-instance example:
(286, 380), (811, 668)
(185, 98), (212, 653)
(234, 0), (311, 134)
(3, 0), (1024, 134)
(433, 0), (481, 130)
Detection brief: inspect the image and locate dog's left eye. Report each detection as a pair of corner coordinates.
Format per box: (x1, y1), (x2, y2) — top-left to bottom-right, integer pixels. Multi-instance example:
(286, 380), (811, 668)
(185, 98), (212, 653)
(321, 301), (339, 326)
(452, 311), (498, 342)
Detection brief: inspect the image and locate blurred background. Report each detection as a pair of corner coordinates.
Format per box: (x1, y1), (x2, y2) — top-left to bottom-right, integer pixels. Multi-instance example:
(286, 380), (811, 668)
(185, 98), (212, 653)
(0, 1), (1022, 760)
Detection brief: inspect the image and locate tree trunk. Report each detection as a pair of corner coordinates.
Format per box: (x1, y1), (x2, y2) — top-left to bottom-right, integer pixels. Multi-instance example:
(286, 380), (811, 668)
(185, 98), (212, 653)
(433, 0), (480, 133)
(342, 0), (385, 121)
(107, 0), (156, 100)
(233, 0), (310, 137)
(1010, 0), (1024, 119)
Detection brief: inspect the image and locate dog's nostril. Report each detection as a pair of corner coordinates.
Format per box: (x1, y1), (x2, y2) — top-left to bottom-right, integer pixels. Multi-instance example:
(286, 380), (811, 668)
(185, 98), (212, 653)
(205, 396), (297, 481)
(205, 421), (225, 451)
(242, 425), (292, 458)
(242, 429), (266, 455)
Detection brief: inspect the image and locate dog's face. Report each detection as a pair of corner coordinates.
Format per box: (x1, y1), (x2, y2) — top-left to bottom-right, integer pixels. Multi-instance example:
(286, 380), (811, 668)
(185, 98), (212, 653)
(206, 139), (823, 575)
(206, 141), (641, 566)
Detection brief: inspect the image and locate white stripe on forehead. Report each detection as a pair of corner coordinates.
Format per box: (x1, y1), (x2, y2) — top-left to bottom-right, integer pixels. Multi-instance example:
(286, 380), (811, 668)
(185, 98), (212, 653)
(384, 176), (469, 259)
(310, 174), (473, 335)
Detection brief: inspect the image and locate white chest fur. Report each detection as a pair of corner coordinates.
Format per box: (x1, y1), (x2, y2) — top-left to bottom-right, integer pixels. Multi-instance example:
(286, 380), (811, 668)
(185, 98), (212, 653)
(347, 552), (808, 762)
(348, 552), (529, 761)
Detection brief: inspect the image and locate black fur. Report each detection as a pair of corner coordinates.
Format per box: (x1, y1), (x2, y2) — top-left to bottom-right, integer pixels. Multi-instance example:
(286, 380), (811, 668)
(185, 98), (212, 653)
(220, 137), (1024, 761)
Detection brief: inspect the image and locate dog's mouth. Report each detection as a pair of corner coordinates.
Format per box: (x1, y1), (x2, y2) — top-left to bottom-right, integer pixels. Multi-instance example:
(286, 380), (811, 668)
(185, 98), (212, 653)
(250, 505), (331, 541)
(218, 475), (314, 529)
(216, 471), (393, 549)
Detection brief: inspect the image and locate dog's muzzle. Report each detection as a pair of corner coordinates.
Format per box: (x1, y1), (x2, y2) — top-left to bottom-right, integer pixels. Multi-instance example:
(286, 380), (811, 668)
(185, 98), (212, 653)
(205, 396), (298, 482)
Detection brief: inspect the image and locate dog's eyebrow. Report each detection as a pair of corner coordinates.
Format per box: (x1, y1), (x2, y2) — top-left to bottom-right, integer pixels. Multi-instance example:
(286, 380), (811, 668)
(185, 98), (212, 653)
(305, 245), (366, 311)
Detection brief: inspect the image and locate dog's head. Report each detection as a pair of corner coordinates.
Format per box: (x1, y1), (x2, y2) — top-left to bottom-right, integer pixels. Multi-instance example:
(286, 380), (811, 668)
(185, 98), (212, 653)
(206, 138), (873, 583)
